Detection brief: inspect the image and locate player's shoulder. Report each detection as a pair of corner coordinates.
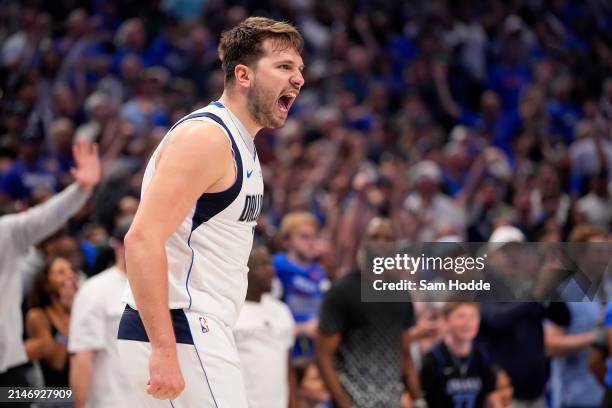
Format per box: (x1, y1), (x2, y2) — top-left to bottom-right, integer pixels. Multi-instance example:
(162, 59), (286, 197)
(157, 117), (233, 172)
(172, 103), (230, 132)
(168, 117), (228, 147)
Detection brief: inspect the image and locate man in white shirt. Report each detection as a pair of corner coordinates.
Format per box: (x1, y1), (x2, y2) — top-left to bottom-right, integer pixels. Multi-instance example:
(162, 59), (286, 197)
(234, 246), (298, 408)
(0, 141), (100, 386)
(68, 217), (136, 407)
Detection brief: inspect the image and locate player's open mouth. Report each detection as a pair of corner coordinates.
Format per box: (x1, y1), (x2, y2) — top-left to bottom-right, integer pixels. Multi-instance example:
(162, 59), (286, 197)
(277, 91), (297, 114)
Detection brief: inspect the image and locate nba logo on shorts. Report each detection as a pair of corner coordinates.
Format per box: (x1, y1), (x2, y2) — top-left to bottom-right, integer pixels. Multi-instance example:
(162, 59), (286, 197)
(199, 316), (209, 333)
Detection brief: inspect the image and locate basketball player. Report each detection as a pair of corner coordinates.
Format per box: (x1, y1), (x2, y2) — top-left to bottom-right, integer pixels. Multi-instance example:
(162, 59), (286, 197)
(117, 17), (304, 407)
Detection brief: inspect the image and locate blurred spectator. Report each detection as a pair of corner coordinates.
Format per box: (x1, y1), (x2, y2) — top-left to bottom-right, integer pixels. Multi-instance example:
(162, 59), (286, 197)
(477, 298), (570, 407)
(575, 170), (612, 229)
(530, 162), (572, 229)
(274, 211), (328, 363)
(111, 18), (147, 73)
(547, 75), (581, 144)
(234, 246), (298, 408)
(0, 141), (99, 388)
(119, 66), (170, 137)
(545, 225), (608, 408)
(75, 92), (118, 147)
(68, 216), (136, 407)
(602, 302), (612, 407)
(487, 16), (532, 113)
(1, 128), (59, 201)
(569, 120), (612, 196)
(298, 362), (331, 408)
(24, 256), (78, 387)
(408, 302), (445, 371)
(316, 217), (422, 408)
(477, 224), (571, 407)
(49, 118), (76, 187)
(404, 160), (466, 241)
(421, 302), (510, 408)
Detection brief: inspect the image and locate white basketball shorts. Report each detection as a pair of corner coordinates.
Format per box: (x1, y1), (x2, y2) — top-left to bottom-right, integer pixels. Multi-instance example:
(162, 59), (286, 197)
(117, 305), (248, 407)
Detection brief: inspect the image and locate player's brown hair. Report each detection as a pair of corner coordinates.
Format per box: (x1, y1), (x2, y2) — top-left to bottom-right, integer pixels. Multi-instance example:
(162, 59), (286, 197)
(218, 17), (304, 84)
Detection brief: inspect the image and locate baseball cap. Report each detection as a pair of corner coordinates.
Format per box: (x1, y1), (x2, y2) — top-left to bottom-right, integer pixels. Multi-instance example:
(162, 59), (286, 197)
(488, 225), (525, 252)
(489, 225), (525, 243)
(409, 160), (442, 185)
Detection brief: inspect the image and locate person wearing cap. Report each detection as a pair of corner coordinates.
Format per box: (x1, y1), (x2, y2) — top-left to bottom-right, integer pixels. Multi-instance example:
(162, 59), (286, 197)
(404, 160), (466, 242)
(476, 225), (570, 408)
(68, 216), (137, 408)
(0, 141), (100, 388)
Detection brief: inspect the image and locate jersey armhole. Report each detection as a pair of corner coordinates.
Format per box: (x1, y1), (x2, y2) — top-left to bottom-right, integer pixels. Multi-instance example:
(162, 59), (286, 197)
(155, 117), (238, 182)
(182, 117), (239, 189)
(182, 113), (244, 230)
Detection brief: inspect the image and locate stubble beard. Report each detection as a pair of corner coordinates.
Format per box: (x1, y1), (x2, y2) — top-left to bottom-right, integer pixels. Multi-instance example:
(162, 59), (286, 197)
(247, 80), (284, 129)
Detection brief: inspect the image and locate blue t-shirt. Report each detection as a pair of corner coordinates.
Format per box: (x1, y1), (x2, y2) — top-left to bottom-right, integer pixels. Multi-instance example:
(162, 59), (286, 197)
(273, 252), (327, 360)
(550, 302), (603, 407)
(1, 159), (59, 200)
(547, 100), (581, 144)
(487, 63), (531, 112)
(273, 252), (326, 323)
(604, 303), (612, 387)
(458, 108), (521, 160)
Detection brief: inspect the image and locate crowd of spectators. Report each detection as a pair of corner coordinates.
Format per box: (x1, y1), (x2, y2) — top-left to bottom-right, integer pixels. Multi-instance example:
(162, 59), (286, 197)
(1, 0), (612, 406)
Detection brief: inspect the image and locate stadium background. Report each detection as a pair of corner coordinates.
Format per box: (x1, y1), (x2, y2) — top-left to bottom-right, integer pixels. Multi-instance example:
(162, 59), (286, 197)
(0, 0), (611, 407)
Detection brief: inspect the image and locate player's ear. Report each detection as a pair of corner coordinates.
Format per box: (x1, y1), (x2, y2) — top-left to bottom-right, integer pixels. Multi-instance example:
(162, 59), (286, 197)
(234, 64), (252, 88)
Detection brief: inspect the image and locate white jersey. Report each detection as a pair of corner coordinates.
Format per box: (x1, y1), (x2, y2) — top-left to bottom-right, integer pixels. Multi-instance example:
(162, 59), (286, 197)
(123, 101), (263, 327)
(69, 267), (137, 407)
(234, 295), (295, 408)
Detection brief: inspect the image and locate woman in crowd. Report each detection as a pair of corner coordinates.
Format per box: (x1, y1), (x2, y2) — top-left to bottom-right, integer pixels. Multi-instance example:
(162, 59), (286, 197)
(24, 256), (77, 387)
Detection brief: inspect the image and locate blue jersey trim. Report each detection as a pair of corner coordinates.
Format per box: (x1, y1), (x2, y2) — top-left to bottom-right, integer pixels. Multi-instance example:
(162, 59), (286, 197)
(213, 100), (258, 160)
(117, 305), (194, 345)
(173, 112), (243, 231)
(185, 230), (195, 309)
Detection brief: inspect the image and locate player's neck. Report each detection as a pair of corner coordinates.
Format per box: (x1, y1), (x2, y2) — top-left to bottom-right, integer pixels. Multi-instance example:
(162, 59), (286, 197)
(444, 335), (472, 357)
(218, 92), (262, 137)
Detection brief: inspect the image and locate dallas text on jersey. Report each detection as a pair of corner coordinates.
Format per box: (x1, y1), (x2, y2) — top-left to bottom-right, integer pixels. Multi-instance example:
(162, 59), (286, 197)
(239, 194), (263, 222)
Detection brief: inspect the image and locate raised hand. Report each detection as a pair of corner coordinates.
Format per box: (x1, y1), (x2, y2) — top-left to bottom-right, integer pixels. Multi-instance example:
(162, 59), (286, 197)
(70, 140), (101, 193)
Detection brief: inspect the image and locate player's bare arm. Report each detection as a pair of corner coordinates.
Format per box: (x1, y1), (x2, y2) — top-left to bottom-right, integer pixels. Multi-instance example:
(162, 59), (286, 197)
(124, 121), (234, 400)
